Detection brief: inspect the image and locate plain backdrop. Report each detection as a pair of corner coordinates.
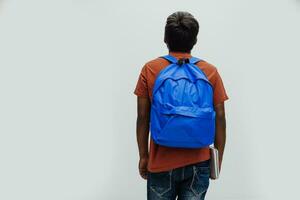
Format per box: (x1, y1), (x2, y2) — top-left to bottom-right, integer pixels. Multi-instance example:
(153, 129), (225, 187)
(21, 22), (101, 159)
(0, 0), (300, 199)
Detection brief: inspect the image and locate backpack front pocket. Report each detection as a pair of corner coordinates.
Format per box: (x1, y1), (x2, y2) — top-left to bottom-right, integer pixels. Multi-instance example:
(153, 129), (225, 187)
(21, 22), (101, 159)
(156, 109), (215, 148)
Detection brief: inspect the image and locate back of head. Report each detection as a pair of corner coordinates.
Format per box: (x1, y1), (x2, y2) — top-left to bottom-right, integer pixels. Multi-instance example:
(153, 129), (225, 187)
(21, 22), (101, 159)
(164, 11), (199, 53)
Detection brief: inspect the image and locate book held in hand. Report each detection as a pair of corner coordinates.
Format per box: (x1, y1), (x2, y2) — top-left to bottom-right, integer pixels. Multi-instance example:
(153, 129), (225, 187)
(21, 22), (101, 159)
(209, 146), (220, 179)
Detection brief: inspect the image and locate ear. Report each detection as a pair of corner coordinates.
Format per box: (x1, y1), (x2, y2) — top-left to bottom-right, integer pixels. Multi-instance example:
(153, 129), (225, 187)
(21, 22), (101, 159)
(194, 38), (197, 45)
(164, 37), (169, 49)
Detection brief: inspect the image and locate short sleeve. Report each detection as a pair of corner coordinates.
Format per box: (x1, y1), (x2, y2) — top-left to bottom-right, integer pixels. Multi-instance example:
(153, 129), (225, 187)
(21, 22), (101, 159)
(210, 69), (229, 106)
(133, 65), (149, 98)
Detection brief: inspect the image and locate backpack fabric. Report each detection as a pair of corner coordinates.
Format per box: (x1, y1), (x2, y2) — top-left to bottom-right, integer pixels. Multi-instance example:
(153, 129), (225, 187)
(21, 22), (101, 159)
(150, 55), (216, 148)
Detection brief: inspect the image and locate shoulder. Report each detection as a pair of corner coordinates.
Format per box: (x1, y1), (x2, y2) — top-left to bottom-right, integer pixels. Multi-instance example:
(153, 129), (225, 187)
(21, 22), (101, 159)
(144, 57), (169, 69)
(195, 59), (218, 80)
(141, 57), (170, 75)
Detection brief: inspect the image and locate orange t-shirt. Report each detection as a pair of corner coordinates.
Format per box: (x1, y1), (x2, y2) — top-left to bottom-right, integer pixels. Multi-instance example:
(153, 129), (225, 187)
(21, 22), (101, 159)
(134, 51), (229, 172)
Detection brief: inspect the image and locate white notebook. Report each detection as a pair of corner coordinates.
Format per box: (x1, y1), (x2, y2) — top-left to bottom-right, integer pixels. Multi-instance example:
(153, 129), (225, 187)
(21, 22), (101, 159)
(209, 146), (220, 179)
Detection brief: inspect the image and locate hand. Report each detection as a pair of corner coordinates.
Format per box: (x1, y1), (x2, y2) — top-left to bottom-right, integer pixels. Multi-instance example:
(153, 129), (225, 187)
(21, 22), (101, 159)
(138, 157), (148, 180)
(218, 155), (223, 172)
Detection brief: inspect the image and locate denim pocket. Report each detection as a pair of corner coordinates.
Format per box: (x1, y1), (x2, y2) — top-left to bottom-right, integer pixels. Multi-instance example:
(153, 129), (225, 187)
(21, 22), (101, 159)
(149, 170), (172, 197)
(190, 163), (210, 196)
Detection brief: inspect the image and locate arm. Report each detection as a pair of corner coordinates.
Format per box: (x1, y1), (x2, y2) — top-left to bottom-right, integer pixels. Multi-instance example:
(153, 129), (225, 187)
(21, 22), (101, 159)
(136, 96), (151, 179)
(214, 102), (227, 171)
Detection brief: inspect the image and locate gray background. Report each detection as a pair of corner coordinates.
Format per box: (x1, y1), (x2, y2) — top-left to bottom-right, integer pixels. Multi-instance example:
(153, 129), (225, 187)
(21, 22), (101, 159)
(0, 0), (300, 199)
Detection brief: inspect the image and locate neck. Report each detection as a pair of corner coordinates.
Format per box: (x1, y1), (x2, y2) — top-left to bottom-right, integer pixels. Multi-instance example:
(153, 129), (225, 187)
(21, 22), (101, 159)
(169, 50), (191, 54)
(169, 51), (192, 58)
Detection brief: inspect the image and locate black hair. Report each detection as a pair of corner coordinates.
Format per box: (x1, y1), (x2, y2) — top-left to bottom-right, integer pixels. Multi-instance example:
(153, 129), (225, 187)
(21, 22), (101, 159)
(164, 11), (199, 53)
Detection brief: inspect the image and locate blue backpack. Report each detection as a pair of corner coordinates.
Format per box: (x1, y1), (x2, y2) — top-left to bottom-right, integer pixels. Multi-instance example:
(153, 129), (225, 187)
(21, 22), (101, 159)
(150, 55), (216, 148)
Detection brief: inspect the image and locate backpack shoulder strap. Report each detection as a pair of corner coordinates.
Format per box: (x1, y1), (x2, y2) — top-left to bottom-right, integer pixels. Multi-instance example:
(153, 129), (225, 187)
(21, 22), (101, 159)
(160, 55), (201, 65)
(189, 57), (201, 64)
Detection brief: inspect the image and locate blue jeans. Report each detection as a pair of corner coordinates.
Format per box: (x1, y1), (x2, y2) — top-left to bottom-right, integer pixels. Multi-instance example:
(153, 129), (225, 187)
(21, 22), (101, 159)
(147, 159), (210, 200)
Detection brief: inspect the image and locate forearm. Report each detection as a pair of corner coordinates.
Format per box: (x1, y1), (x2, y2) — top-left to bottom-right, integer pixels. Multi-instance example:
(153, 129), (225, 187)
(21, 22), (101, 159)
(136, 116), (150, 159)
(214, 114), (226, 163)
